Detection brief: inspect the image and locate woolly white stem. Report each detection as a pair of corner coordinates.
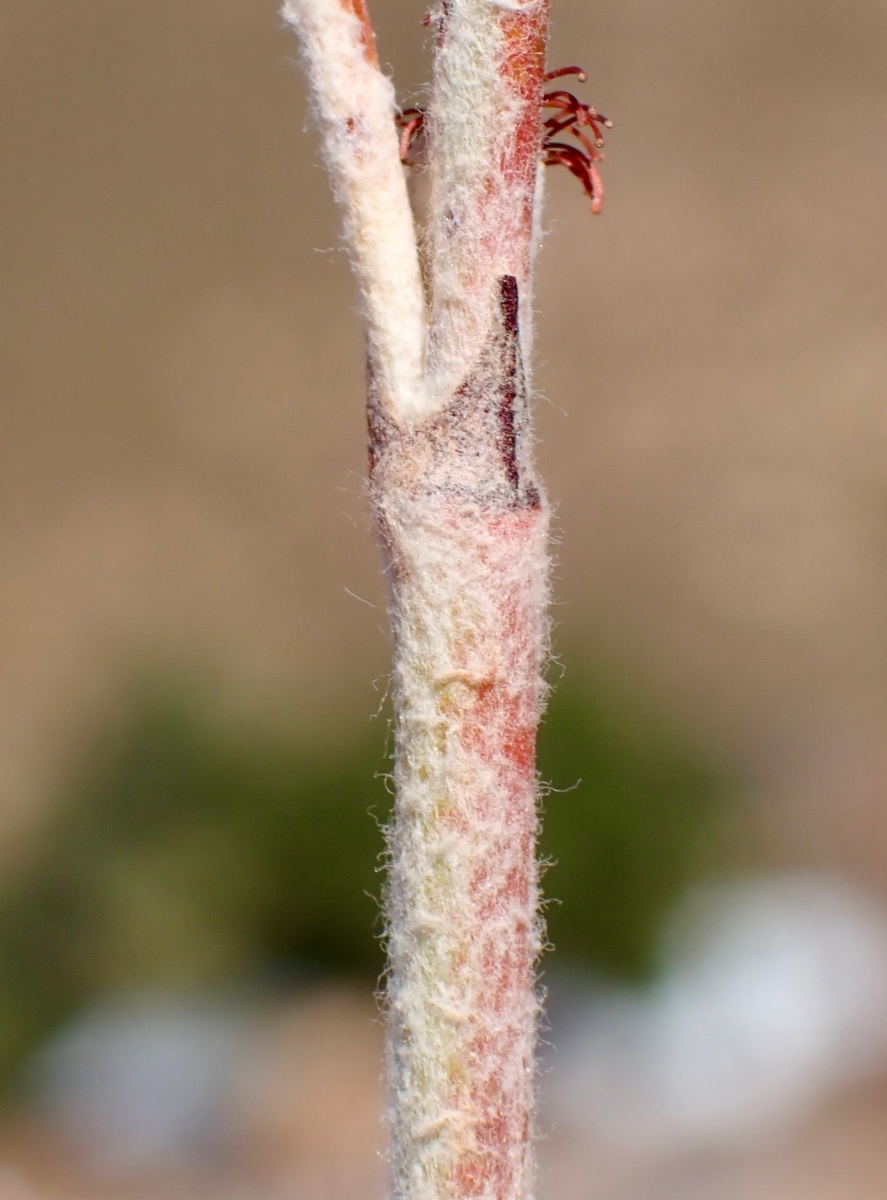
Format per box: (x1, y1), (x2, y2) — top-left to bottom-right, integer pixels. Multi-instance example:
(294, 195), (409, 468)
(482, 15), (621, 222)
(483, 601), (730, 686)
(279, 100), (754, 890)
(283, 0), (427, 420)
(370, 271), (549, 1200)
(383, 504), (547, 1200)
(376, 420), (548, 1200)
(285, 2), (552, 1197)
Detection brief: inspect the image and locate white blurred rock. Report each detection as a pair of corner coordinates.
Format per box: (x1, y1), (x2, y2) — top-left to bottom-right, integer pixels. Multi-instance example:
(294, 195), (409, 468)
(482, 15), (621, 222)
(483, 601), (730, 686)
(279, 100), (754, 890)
(545, 874), (887, 1155)
(23, 983), (386, 1197)
(27, 992), (252, 1173)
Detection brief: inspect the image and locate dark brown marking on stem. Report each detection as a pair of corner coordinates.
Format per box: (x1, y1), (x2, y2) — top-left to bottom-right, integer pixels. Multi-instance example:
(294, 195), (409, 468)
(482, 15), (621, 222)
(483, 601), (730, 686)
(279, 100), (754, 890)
(497, 276), (521, 495)
(500, 274), (520, 335)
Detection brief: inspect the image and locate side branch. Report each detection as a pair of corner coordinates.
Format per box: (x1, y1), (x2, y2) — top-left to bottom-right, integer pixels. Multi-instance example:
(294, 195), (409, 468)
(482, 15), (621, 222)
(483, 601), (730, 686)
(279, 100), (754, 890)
(283, 0), (427, 421)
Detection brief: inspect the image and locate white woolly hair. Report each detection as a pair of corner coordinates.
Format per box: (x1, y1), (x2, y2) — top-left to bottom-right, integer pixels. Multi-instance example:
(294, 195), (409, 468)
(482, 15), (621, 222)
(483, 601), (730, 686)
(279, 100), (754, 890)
(282, 0), (428, 422)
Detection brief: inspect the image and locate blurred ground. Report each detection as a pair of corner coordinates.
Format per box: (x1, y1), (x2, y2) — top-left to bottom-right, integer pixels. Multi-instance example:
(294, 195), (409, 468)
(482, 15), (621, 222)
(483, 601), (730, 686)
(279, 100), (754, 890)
(2, 0), (887, 1194)
(0, 977), (885, 1200)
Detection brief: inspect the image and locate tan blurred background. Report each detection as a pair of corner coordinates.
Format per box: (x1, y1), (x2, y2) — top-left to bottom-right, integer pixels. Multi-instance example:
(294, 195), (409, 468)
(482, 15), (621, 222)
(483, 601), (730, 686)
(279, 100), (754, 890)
(1, 0), (887, 1196)
(3, 0), (887, 873)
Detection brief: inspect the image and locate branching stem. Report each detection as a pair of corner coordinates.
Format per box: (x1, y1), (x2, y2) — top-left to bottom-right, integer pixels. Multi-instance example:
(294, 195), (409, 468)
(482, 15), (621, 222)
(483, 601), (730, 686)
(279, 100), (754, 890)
(284, 2), (554, 1197)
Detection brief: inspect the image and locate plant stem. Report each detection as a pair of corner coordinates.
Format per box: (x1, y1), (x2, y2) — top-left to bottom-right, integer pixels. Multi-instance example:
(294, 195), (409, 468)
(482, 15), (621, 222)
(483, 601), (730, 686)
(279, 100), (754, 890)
(284, 2), (551, 1196)
(375, 273), (548, 1200)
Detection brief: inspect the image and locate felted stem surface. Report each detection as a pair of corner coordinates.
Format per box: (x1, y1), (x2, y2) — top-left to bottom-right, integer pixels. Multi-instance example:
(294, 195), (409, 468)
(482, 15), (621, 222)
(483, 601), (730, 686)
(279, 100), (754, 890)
(384, 505), (546, 1200)
(373, 282), (549, 1200)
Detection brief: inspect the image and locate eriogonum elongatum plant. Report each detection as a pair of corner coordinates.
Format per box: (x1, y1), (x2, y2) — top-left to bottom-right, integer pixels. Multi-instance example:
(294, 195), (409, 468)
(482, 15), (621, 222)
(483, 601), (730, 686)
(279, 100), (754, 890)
(282, 1), (609, 1197)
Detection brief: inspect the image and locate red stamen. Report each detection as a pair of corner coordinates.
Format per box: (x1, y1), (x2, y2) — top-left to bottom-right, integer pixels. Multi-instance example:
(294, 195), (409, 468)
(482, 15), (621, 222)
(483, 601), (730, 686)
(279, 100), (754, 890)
(571, 126), (602, 159)
(541, 67), (611, 212)
(395, 107), (426, 165)
(589, 163), (603, 214)
(543, 65), (587, 82)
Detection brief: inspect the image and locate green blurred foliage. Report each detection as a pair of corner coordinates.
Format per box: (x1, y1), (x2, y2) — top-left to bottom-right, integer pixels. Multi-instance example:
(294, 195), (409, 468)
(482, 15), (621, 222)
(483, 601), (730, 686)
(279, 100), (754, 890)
(0, 694), (391, 1088)
(0, 673), (729, 1088)
(538, 674), (729, 980)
